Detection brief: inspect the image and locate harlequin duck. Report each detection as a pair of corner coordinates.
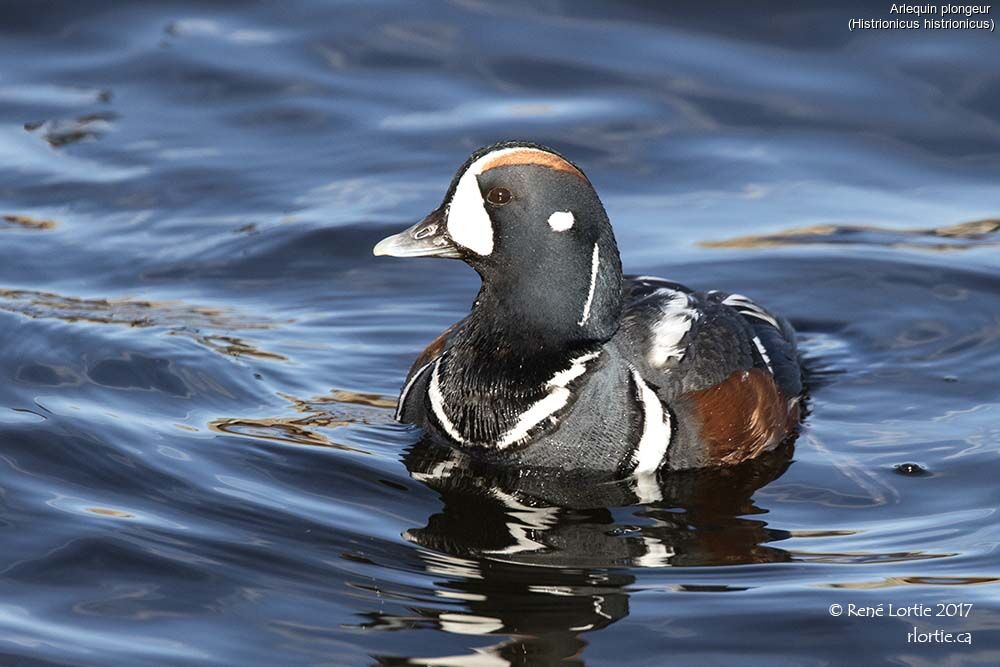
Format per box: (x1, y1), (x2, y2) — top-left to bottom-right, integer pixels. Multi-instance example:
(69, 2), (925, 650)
(374, 141), (802, 477)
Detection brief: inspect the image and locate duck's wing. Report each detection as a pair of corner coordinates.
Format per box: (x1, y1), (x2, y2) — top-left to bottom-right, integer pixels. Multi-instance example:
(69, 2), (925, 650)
(621, 276), (800, 400)
(704, 289), (801, 400)
(620, 276), (749, 399)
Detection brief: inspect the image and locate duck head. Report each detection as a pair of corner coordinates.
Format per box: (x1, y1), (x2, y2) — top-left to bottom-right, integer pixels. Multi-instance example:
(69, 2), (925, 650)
(374, 141), (624, 344)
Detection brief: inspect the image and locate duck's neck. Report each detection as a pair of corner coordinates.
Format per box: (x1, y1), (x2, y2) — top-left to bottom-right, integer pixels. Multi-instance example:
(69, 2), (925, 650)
(434, 246), (624, 446)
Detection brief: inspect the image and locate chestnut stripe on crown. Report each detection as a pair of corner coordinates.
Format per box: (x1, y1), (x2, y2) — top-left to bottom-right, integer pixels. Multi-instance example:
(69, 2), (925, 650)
(479, 149), (587, 182)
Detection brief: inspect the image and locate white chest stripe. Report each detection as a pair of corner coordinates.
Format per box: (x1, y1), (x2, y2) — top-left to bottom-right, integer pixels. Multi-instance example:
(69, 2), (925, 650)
(428, 358), (468, 444)
(648, 288), (700, 367)
(395, 358), (435, 420)
(429, 351), (601, 448)
(752, 335), (774, 374)
(578, 243), (600, 326)
(494, 350), (600, 448)
(631, 368), (671, 475)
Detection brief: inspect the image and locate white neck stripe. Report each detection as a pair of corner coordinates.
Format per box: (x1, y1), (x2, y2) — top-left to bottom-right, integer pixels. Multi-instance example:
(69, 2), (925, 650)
(632, 471), (663, 504)
(636, 535), (675, 565)
(395, 358), (435, 420)
(428, 358), (467, 444)
(578, 243), (600, 326)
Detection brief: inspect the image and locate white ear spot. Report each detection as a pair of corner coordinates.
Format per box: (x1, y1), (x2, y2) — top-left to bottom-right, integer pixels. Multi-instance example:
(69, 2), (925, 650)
(547, 211), (575, 232)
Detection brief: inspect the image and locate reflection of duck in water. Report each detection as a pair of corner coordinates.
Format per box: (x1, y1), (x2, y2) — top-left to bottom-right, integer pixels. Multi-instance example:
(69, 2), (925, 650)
(403, 440), (794, 569)
(374, 142), (803, 477)
(370, 441), (794, 665)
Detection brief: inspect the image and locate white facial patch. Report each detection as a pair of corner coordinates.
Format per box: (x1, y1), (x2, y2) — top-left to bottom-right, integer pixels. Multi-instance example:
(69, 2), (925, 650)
(445, 146), (541, 257)
(447, 169), (495, 256)
(446, 146), (578, 256)
(547, 210), (575, 232)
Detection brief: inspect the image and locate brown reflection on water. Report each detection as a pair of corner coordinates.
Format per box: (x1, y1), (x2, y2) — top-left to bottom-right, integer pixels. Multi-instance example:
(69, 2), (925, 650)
(209, 388), (396, 451)
(281, 389), (396, 411)
(3, 214), (58, 231)
(701, 218), (1000, 252)
(191, 334), (287, 361)
(827, 575), (1000, 589)
(0, 288), (285, 360)
(788, 529), (858, 537)
(85, 507), (134, 519)
(24, 111), (118, 147)
(789, 550), (955, 565)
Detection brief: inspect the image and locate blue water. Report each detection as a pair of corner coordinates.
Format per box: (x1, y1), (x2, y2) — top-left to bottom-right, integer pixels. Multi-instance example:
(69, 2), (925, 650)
(1, 2), (999, 665)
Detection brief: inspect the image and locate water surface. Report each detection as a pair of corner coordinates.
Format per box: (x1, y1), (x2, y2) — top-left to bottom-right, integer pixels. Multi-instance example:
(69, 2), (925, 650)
(1, 2), (999, 665)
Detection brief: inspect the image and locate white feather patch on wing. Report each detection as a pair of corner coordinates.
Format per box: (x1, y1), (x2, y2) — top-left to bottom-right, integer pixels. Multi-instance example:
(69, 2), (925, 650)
(578, 243), (600, 326)
(647, 288), (700, 367)
(494, 350), (601, 448)
(723, 293), (780, 329)
(752, 335), (774, 373)
(630, 367), (672, 475)
(547, 210), (575, 231)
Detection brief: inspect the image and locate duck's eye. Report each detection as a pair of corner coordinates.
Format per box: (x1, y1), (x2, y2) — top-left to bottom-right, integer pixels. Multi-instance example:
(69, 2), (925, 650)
(486, 187), (512, 206)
